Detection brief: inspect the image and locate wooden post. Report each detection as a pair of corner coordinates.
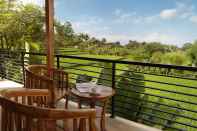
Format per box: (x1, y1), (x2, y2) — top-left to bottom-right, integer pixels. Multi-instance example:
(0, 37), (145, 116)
(45, 0), (54, 74)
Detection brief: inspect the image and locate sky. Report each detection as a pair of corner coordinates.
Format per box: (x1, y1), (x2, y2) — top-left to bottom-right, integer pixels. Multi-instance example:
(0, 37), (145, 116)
(21, 0), (197, 46)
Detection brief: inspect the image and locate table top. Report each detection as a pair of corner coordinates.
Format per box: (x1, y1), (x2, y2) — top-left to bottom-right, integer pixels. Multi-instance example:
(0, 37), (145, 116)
(71, 84), (115, 101)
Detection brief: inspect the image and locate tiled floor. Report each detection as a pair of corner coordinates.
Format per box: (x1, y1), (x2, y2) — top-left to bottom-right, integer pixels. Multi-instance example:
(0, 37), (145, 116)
(0, 80), (161, 131)
(0, 79), (23, 89)
(59, 101), (161, 131)
(104, 116), (161, 131)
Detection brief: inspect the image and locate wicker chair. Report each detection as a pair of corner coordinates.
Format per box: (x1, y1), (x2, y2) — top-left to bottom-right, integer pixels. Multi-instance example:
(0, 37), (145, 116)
(25, 65), (70, 107)
(0, 88), (97, 131)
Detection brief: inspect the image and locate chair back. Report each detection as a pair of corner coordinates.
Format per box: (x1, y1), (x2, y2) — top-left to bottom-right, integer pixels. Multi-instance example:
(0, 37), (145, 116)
(25, 65), (69, 90)
(51, 68), (69, 91)
(0, 89), (97, 131)
(25, 65), (69, 107)
(25, 65), (53, 89)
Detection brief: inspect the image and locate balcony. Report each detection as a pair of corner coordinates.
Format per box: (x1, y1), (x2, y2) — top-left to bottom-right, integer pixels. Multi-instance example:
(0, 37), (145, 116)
(0, 50), (197, 131)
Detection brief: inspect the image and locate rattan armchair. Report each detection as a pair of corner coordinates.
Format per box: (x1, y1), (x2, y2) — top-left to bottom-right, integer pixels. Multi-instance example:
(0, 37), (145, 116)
(25, 65), (70, 107)
(0, 88), (97, 131)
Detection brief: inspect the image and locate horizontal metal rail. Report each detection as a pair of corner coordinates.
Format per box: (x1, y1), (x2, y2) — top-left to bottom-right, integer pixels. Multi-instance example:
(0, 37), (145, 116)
(116, 94), (197, 113)
(115, 100), (197, 121)
(117, 86), (197, 105)
(114, 110), (184, 131)
(118, 74), (197, 89)
(115, 105), (197, 129)
(116, 68), (197, 81)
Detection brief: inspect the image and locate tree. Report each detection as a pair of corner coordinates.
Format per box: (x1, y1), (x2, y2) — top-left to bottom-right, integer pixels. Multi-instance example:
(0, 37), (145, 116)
(182, 42), (192, 51)
(0, 0), (18, 50)
(150, 51), (163, 64)
(78, 33), (89, 42)
(162, 51), (190, 66)
(101, 38), (106, 43)
(144, 42), (167, 58)
(0, 2), (44, 51)
(187, 41), (197, 66)
(55, 21), (75, 49)
(126, 40), (141, 49)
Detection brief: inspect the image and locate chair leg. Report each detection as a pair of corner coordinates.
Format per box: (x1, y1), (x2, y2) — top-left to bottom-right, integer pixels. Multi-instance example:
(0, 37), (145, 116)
(78, 100), (82, 109)
(46, 120), (57, 131)
(65, 96), (69, 109)
(63, 119), (69, 131)
(100, 101), (108, 131)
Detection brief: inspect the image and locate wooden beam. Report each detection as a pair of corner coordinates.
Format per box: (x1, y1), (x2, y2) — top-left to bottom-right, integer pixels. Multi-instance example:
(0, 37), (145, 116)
(45, 0), (54, 73)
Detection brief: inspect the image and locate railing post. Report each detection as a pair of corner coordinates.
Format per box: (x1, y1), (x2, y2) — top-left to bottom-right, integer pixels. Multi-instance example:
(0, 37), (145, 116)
(56, 55), (60, 69)
(21, 51), (25, 84)
(0, 50), (6, 79)
(111, 62), (116, 118)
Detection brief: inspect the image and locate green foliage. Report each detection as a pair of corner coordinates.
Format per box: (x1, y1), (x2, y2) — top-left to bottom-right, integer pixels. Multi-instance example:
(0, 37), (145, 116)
(28, 42), (43, 64)
(97, 63), (112, 87)
(55, 21), (75, 49)
(0, 1), (44, 51)
(150, 50), (190, 65)
(150, 51), (163, 63)
(162, 51), (190, 66)
(3, 52), (23, 82)
(116, 68), (145, 120)
(142, 98), (183, 130)
(144, 42), (168, 57)
(187, 41), (197, 66)
(182, 42), (192, 51)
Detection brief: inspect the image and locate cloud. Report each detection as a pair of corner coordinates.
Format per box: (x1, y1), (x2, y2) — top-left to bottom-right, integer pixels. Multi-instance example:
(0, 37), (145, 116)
(144, 15), (159, 23)
(139, 32), (178, 44)
(159, 2), (197, 25)
(99, 32), (180, 45)
(113, 2), (194, 24)
(138, 32), (194, 47)
(160, 9), (177, 19)
(113, 9), (156, 24)
(175, 2), (197, 24)
(65, 2), (196, 46)
(113, 2), (196, 24)
(113, 9), (138, 24)
(101, 31), (189, 46)
(84, 31), (184, 46)
(190, 16), (197, 23)
(96, 34), (133, 43)
(160, 2), (195, 20)
(176, 2), (195, 18)
(71, 17), (190, 46)
(72, 16), (103, 29)
(71, 16), (109, 36)
(113, 9), (122, 16)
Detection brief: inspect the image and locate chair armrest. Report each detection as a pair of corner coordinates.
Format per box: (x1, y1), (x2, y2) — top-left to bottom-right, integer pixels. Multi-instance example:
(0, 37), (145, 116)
(1, 88), (50, 98)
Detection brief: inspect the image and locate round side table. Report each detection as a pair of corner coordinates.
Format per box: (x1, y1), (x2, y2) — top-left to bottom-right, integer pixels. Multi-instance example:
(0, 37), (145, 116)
(71, 84), (115, 131)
